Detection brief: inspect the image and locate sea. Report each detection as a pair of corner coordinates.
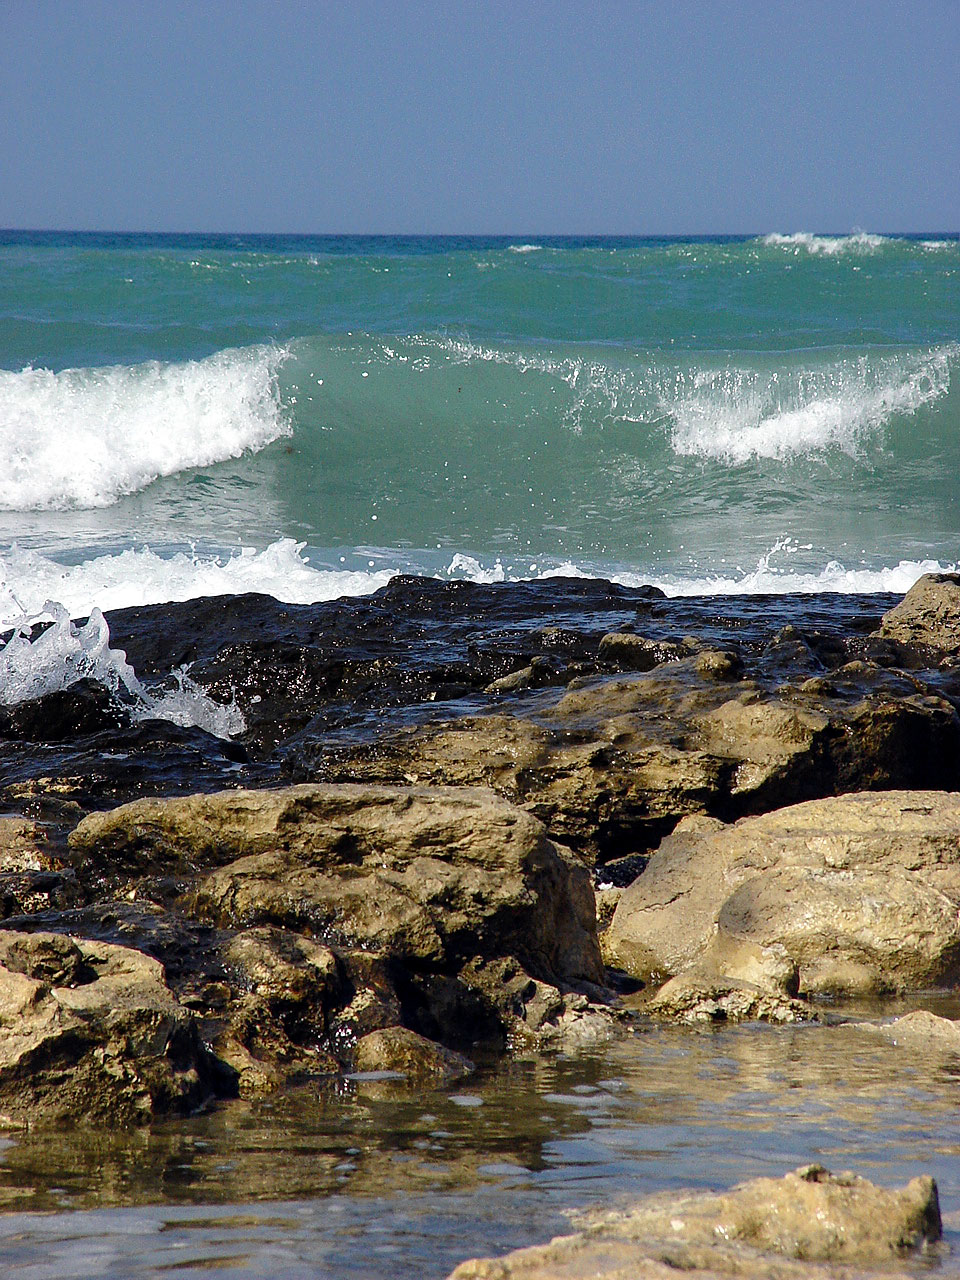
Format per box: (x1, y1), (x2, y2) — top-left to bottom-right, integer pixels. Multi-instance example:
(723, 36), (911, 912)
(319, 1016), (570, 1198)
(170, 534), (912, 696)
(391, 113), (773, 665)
(1, 230), (958, 632)
(2, 231), (960, 1278)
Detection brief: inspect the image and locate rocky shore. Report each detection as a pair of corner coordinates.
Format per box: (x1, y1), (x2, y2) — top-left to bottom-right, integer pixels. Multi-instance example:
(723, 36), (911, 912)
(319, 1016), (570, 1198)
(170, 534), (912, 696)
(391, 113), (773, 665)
(1, 572), (959, 1270)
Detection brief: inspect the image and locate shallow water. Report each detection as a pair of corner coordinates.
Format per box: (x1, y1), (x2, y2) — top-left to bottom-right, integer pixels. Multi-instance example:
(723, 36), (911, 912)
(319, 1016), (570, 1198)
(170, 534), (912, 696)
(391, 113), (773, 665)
(2, 1010), (960, 1278)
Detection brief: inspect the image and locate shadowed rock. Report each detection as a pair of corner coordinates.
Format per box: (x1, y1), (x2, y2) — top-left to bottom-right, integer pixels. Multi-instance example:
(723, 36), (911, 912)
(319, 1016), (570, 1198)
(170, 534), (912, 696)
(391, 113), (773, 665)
(0, 929), (223, 1126)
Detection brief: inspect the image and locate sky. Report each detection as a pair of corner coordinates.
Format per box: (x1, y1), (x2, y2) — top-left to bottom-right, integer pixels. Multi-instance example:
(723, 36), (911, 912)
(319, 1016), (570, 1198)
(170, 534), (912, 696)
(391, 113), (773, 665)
(0, 0), (957, 235)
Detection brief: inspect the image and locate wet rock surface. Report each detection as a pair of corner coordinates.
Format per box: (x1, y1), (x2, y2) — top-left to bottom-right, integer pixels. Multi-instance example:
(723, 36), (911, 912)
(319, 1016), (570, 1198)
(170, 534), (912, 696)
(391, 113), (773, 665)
(448, 1165), (942, 1278)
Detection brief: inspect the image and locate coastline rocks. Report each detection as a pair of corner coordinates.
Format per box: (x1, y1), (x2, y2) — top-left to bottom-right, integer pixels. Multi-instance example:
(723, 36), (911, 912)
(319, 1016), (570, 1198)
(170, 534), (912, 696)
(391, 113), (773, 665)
(0, 929), (220, 1126)
(72, 784), (602, 983)
(605, 791), (960, 999)
(878, 572), (960, 656)
(296, 656), (960, 865)
(66, 783), (609, 1081)
(448, 1165), (942, 1278)
(849, 1010), (960, 1057)
(352, 1026), (474, 1083)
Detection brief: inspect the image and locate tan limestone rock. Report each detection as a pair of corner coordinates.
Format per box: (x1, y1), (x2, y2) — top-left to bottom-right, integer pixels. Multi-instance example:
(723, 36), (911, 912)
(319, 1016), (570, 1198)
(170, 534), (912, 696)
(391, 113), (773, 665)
(878, 572), (960, 655)
(606, 791), (960, 998)
(0, 929), (217, 1126)
(447, 1165), (941, 1278)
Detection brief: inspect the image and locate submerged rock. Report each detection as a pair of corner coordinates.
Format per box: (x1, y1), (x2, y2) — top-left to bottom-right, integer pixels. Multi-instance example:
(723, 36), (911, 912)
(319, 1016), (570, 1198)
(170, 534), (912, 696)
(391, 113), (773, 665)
(0, 929), (222, 1126)
(849, 1010), (960, 1057)
(352, 1026), (473, 1083)
(448, 1164), (942, 1278)
(606, 791), (960, 1000)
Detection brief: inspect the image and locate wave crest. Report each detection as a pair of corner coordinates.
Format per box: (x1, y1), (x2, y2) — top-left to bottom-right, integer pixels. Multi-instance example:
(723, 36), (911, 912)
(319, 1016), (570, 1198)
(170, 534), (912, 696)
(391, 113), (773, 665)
(0, 344), (290, 511)
(666, 346), (955, 463)
(761, 231), (888, 256)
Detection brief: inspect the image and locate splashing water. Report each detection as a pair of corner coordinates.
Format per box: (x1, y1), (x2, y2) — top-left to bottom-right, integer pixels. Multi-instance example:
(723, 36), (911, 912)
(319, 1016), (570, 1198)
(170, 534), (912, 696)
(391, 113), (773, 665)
(0, 602), (244, 738)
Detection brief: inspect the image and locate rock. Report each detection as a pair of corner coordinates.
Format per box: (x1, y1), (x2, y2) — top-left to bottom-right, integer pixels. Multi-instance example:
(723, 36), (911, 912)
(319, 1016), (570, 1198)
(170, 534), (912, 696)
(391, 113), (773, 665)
(352, 1026), (473, 1083)
(0, 929), (222, 1126)
(0, 678), (131, 742)
(0, 817), (81, 918)
(606, 791), (960, 998)
(68, 784), (607, 1062)
(112, 784), (606, 986)
(296, 657), (960, 865)
(648, 969), (810, 1026)
(878, 572), (960, 655)
(485, 656), (561, 694)
(215, 926), (341, 1094)
(598, 633), (685, 671)
(447, 1165), (941, 1278)
(850, 1010), (960, 1056)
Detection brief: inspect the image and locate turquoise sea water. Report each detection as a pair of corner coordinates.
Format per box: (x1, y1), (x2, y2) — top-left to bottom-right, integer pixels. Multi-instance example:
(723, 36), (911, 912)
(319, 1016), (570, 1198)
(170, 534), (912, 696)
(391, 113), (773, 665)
(0, 231), (958, 620)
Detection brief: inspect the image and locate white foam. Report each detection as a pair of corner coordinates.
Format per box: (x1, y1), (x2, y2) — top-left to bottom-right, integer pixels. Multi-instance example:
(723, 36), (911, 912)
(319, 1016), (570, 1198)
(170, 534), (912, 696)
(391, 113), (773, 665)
(507, 244), (543, 253)
(0, 540), (396, 626)
(0, 537), (952, 660)
(666, 345), (955, 463)
(442, 546), (956, 598)
(0, 344), (290, 511)
(761, 231), (888, 256)
(0, 602), (244, 737)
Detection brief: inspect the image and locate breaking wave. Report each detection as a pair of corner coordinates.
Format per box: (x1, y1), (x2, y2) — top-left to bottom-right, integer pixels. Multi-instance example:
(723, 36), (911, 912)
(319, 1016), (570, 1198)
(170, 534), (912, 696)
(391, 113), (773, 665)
(0, 344), (289, 511)
(665, 345), (955, 462)
(0, 540), (955, 634)
(0, 602), (244, 737)
(760, 231), (889, 255)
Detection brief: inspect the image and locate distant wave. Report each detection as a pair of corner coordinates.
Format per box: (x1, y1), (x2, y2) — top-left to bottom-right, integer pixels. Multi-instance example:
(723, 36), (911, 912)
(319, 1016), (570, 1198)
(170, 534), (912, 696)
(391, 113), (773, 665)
(507, 243), (543, 253)
(665, 345), (955, 463)
(761, 231), (888, 255)
(0, 344), (290, 510)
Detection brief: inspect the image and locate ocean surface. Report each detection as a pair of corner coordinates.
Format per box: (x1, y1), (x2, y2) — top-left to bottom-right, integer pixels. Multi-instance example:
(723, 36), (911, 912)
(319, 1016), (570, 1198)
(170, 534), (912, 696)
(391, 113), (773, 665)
(1, 230), (958, 631)
(2, 231), (960, 1278)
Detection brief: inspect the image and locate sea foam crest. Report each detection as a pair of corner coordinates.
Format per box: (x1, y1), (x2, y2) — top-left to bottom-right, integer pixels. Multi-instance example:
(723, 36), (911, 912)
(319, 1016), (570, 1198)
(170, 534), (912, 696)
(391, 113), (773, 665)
(0, 601), (244, 737)
(761, 231), (888, 255)
(0, 540), (395, 626)
(667, 346), (955, 463)
(0, 343), (290, 511)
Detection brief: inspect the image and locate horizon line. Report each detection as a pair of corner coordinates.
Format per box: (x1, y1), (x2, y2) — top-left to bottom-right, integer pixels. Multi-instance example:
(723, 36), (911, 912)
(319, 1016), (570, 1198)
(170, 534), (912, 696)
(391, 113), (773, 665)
(2, 227), (958, 240)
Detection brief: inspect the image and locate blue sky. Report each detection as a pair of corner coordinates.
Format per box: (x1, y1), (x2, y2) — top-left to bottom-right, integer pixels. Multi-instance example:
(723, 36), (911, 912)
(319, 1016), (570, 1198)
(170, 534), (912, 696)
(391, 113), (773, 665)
(1, 0), (957, 233)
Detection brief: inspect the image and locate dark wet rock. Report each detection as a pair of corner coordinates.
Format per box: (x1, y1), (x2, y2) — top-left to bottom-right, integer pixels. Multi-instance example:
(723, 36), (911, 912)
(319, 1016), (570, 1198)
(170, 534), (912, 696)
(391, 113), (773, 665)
(0, 929), (224, 1126)
(0, 816), (82, 919)
(0, 678), (131, 742)
(214, 926), (342, 1093)
(606, 791), (960, 999)
(878, 572), (960, 656)
(598, 632), (686, 671)
(352, 1026), (473, 1083)
(448, 1165), (942, 1278)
